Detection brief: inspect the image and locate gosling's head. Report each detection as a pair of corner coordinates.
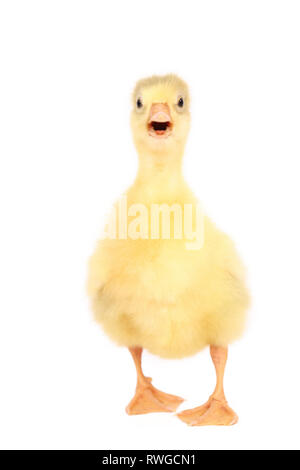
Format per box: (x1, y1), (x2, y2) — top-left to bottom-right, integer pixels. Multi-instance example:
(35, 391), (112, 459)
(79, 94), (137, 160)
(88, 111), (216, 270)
(131, 74), (190, 157)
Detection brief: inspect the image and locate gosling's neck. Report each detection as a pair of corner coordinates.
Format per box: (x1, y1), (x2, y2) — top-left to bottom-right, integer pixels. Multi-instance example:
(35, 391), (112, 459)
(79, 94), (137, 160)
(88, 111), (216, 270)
(134, 146), (186, 198)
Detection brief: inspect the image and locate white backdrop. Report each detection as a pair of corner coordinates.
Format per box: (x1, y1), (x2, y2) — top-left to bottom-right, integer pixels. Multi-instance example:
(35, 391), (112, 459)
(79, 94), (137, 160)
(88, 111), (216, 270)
(0, 1), (300, 450)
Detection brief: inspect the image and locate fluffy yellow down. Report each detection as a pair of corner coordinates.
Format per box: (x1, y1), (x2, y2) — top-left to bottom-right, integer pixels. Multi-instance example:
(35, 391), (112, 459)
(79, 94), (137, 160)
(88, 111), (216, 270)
(87, 75), (250, 359)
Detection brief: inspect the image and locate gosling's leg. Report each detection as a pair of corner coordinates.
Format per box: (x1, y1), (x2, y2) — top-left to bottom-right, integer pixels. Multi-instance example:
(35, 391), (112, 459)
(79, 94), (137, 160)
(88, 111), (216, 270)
(126, 347), (184, 415)
(177, 346), (238, 426)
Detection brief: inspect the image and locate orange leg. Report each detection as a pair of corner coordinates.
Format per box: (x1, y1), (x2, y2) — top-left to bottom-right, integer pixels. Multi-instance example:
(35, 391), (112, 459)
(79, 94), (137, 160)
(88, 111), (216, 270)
(126, 347), (184, 415)
(177, 346), (238, 426)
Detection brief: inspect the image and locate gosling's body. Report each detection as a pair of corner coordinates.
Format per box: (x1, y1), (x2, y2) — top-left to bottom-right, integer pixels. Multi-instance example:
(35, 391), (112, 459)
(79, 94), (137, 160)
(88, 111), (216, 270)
(88, 180), (249, 359)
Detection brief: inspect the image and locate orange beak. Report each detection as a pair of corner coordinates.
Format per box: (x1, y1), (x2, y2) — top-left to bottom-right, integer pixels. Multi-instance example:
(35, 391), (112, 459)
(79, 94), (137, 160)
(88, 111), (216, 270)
(148, 103), (173, 138)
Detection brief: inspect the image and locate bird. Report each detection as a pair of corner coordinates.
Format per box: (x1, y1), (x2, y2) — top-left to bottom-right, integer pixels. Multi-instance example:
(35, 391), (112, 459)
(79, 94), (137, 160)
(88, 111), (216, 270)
(87, 74), (250, 426)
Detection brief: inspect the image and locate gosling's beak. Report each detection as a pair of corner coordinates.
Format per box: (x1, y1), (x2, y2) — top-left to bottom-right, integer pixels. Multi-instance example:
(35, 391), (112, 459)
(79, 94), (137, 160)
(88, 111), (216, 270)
(148, 103), (173, 138)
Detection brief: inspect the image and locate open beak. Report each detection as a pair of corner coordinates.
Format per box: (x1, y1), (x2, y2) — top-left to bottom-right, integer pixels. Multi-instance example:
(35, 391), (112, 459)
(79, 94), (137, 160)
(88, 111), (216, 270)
(148, 103), (173, 138)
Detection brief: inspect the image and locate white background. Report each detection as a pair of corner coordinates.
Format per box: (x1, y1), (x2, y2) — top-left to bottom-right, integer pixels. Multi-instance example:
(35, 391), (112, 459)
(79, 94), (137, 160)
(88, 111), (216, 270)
(0, 0), (300, 450)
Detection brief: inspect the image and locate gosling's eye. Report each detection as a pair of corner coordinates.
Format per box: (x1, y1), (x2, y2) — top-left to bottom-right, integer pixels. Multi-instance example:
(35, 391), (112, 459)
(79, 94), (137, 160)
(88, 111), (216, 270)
(136, 98), (143, 109)
(177, 97), (184, 108)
